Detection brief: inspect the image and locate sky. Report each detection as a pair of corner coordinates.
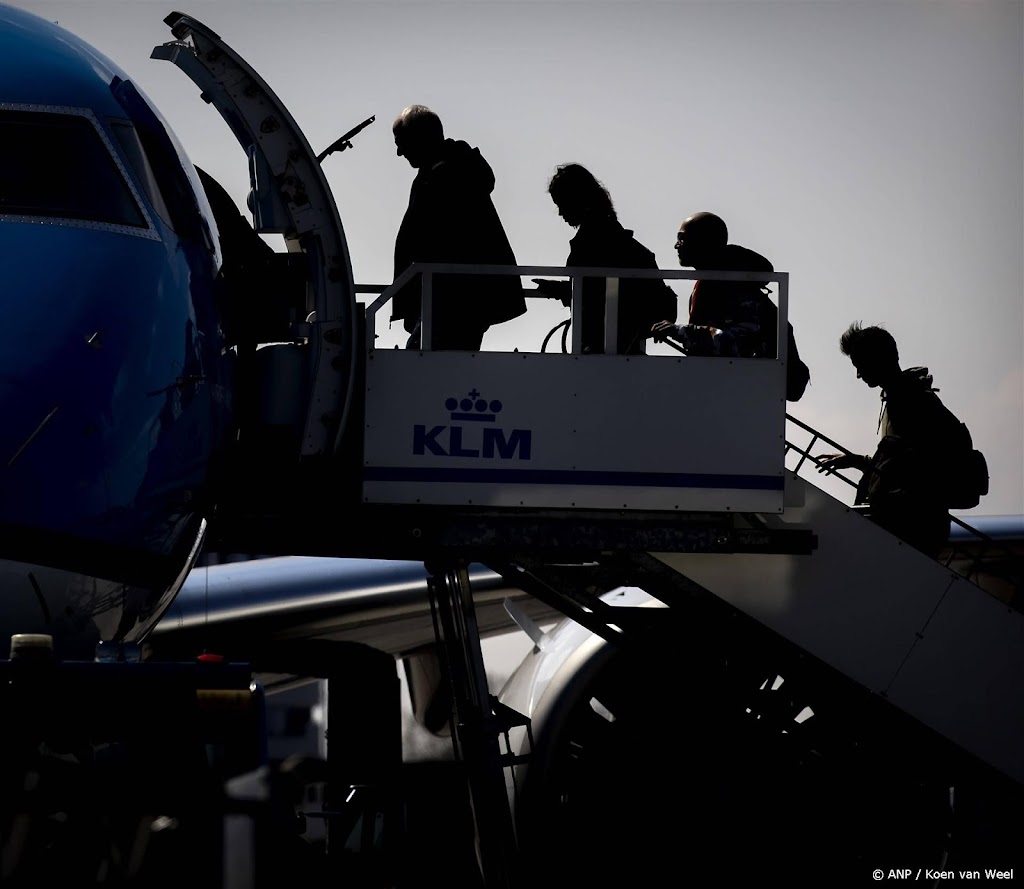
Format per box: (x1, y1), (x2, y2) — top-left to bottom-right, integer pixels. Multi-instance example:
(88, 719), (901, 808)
(13, 0), (1024, 516)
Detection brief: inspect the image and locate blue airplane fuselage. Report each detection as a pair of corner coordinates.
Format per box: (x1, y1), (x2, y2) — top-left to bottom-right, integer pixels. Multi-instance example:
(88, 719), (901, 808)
(0, 4), (234, 654)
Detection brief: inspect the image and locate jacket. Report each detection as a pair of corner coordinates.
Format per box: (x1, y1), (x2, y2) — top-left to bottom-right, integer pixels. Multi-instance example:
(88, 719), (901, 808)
(858, 367), (968, 507)
(688, 244), (775, 358)
(566, 218), (676, 355)
(392, 139), (525, 333)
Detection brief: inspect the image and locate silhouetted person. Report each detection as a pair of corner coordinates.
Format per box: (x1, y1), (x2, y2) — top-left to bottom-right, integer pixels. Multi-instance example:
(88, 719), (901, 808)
(534, 163), (675, 354)
(390, 105), (525, 350)
(195, 166), (275, 346)
(650, 211), (810, 400)
(650, 211), (774, 357)
(816, 323), (958, 558)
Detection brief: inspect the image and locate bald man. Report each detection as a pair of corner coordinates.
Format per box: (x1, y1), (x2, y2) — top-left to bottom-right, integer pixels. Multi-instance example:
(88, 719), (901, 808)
(650, 211), (774, 358)
(651, 212), (809, 400)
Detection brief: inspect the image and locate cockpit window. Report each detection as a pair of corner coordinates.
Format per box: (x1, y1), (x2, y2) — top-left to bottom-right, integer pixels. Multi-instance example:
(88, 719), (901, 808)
(0, 109), (146, 227)
(110, 79), (211, 247)
(109, 120), (174, 228)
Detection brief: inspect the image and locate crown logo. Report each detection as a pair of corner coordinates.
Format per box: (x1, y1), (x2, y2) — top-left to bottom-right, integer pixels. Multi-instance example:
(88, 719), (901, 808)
(446, 389), (502, 422)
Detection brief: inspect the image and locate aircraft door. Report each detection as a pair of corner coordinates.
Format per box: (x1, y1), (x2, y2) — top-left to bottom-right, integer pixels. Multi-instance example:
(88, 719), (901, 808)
(152, 12), (359, 463)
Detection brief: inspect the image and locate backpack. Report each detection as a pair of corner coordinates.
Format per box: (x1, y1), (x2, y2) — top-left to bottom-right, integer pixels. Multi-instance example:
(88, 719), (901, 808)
(642, 277), (680, 327)
(620, 234), (678, 326)
(755, 291), (809, 402)
(785, 321), (810, 402)
(946, 421), (990, 509)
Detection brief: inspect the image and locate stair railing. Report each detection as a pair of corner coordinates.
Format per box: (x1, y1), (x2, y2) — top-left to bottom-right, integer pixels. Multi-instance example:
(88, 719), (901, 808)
(784, 414), (1017, 595)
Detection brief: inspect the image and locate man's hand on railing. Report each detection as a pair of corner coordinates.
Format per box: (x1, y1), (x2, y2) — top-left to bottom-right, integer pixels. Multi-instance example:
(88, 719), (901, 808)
(531, 278), (572, 306)
(650, 320), (682, 343)
(651, 321), (737, 357)
(815, 452), (870, 475)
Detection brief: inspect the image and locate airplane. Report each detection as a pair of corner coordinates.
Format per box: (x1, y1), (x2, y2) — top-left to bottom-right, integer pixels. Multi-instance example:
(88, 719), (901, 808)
(0, 2), (235, 659)
(1, 5), (1022, 887)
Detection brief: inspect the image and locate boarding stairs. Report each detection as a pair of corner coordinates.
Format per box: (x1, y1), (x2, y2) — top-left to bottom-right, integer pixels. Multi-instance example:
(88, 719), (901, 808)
(490, 427), (1020, 769)
(350, 263), (1024, 887)
(354, 261), (1023, 786)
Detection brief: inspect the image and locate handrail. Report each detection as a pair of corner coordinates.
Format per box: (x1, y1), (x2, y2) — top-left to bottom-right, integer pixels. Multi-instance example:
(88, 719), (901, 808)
(784, 412), (861, 491)
(784, 413), (1015, 581)
(362, 262), (790, 356)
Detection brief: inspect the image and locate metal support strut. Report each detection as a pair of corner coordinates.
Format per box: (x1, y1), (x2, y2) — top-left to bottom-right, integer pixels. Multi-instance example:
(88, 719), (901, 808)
(426, 561), (523, 889)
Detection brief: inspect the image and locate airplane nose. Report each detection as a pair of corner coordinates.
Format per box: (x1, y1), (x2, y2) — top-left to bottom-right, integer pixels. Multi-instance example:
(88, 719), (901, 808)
(0, 225), (225, 655)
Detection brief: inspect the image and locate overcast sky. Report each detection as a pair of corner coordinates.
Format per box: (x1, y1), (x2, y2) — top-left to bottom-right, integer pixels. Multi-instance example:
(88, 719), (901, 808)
(14, 0), (1023, 515)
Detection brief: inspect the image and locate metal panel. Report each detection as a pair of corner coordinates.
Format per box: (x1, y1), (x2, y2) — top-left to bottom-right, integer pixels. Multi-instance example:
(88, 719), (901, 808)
(653, 476), (959, 692)
(363, 349), (786, 511)
(653, 474), (1024, 785)
(886, 576), (1024, 785)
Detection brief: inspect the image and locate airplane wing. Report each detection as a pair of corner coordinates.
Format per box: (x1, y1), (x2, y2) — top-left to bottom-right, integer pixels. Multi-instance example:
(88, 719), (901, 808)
(148, 555), (562, 684)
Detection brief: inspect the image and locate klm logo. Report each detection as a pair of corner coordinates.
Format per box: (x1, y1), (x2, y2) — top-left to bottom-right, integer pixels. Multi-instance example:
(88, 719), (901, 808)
(413, 390), (531, 460)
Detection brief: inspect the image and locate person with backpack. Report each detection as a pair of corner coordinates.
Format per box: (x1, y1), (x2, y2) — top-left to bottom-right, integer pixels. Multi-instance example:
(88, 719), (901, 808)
(533, 163), (677, 355)
(815, 322), (986, 559)
(649, 211), (810, 401)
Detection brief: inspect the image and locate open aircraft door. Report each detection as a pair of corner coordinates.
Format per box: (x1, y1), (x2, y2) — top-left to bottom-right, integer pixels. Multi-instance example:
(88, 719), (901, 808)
(153, 12), (359, 463)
